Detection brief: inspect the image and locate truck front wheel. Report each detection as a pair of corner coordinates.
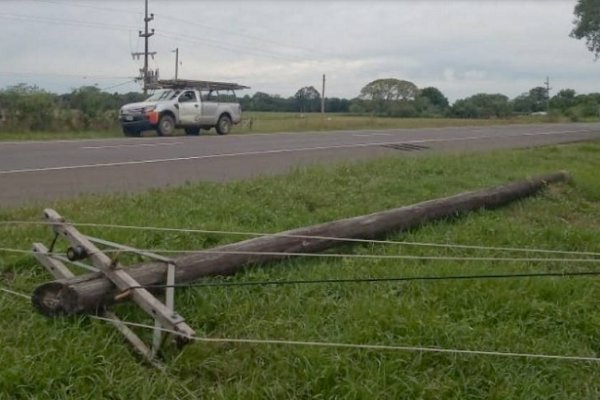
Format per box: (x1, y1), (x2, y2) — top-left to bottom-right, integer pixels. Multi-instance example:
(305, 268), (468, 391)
(157, 115), (175, 136)
(216, 115), (232, 135)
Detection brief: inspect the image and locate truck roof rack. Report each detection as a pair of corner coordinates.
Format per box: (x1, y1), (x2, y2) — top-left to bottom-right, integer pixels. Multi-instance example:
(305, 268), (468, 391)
(150, 79), (250, 91)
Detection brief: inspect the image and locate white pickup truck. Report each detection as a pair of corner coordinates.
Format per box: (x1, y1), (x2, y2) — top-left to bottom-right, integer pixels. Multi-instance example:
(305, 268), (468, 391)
(119, 80), (249, 137)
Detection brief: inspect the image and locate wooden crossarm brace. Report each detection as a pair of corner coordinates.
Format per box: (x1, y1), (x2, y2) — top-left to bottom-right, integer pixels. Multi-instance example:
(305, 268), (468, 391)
(32, 243), (161, 367)
(86, 235), (174, 264)
(43, 209), (195, 340)
(32, 243), (75, 279)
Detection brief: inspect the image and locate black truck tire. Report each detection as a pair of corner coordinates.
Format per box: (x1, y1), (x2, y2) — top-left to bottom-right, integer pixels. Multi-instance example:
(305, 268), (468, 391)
(157, 114), (175, 136)
(216, 115), (232, 135)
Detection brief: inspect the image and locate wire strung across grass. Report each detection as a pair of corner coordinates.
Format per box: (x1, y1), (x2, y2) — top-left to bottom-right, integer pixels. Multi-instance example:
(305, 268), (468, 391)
(101, 247), (600, 264)
(1, 285), (600, 364)
(2, 219), (600, 258)
(4, 245), (600, 265)
(6, 241), (600, 291)
(4, 244), (600, 265)
(39, 247), (600, 288)
(129, 270), (600, 290)
(5, 243), (600, 288)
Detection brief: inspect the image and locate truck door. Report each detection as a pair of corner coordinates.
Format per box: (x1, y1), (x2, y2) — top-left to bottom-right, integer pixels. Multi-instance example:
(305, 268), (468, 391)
(200, 89), (219, 125)
(177, 90), (201, 125)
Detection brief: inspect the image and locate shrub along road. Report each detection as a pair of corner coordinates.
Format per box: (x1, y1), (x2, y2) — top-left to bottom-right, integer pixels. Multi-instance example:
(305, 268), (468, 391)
(1, 122), (599, 206)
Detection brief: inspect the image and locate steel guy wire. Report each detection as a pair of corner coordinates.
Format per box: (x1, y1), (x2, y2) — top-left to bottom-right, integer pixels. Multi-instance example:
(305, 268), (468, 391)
(0, 287), (31, 300)
(0, 247), (36, 255)
(2, 286), (599, 364)
(5, 245), (600, 288)
(130, 270), (600, 290)
(2, 220), (600, 258)
(3, 243), (600, 267)
(91, 315), (600, 364)
(100, 248), (600, 264)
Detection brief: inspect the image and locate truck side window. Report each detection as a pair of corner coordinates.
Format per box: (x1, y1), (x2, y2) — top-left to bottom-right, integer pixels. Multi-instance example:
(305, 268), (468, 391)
(219, 89), (236, 102)
(179, 91), (197, 103)
(202, 90), (216, 102)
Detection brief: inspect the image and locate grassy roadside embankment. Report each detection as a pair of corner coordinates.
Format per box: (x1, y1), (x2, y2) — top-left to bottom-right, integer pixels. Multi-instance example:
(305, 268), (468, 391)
(1, 141), (600, 398)
(0, 112), (574, 142)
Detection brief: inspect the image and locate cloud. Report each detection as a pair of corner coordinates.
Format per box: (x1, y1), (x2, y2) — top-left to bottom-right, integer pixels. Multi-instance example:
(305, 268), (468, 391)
(0, 0), (596, 101)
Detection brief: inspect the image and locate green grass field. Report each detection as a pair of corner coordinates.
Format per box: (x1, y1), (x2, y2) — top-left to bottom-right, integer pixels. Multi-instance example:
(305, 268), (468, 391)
(2, 141), (600, 398)
(0, 112), (571, 141)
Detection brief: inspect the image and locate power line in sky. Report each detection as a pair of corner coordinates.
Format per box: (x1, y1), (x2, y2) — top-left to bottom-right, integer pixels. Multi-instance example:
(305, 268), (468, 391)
(0, 13), (319, 63)
(0, 71), (131, 80)
(101, 79), (138, 91)
(157, 31), (310, 63)
(156, 14), (334, 59)
(25, 0), (332, 59)
(27, 0), (141, 15)
(0, 13), (135, 31)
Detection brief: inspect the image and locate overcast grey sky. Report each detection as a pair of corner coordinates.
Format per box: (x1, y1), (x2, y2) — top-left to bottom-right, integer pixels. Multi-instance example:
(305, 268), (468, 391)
(0, 0), (596, 101)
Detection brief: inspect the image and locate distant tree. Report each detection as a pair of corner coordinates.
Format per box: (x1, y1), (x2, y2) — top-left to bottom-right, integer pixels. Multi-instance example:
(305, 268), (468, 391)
(325, 97), (350, 113)
(294, 86), (321, 112)
(511, 86), (548, 114)
(550, 89), (577, 112)
(359, 78), (419, 115)
(0, 84), (56, 130)
(419, 87), (449, 109)
(571, 92), (600, 117)
(68, 86), (111, 128)
(239, 94), (252, 111)
(348, 98), (368, 114)
(528, 86), (548, 112)
(388, 100), (418, 118)
(360, 78), (419, 102)
(571, 0), (600, 58)
(250, 92), (275, 111)
(451, 93), (511, 119)
(511, 93), (533, 114)
(416, 87), (449, 116)
(118, 91), (146, 106)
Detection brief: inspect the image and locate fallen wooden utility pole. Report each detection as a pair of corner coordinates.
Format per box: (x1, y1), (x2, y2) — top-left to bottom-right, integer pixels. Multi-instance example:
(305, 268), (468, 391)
(32, 171), (570, 316)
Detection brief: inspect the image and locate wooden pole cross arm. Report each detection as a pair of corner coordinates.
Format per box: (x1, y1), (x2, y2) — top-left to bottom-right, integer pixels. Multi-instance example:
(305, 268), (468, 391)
(32, 242), (165, 368)
(41, 209), (195, 339)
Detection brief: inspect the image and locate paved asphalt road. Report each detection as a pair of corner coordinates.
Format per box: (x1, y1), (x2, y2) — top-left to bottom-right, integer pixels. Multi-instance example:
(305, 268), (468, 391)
(1, 122), (600, 207)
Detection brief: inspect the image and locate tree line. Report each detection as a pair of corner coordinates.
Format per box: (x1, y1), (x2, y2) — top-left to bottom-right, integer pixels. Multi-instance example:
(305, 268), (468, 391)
(2, 1), (599, 132)
(1, 79), (599, 132)
(0, 84), (146, 132)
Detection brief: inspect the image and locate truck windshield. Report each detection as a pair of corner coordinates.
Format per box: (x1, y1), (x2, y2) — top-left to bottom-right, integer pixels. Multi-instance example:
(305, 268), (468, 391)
(145, 89), (179, 102)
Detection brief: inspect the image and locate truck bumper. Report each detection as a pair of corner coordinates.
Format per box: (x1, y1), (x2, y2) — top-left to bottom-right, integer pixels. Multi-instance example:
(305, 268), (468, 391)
(119, 116), (155, 132)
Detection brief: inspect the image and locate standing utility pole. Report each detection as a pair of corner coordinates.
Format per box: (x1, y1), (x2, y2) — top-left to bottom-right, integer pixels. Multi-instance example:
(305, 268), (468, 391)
(131, 0), (156, 94)
(172, 48), (179, 80)
(544, 76), (551, 112)
(321, 74), (326, 114)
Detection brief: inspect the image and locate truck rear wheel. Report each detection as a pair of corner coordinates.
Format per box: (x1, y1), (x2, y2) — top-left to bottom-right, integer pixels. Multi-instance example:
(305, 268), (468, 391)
(216, 115), (232, 135)
(184, 127), (200, 136)
(157, 114), (175, 136)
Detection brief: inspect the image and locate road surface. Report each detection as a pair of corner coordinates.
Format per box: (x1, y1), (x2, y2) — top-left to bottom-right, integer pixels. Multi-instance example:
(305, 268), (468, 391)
(1, 122), (599, 207)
